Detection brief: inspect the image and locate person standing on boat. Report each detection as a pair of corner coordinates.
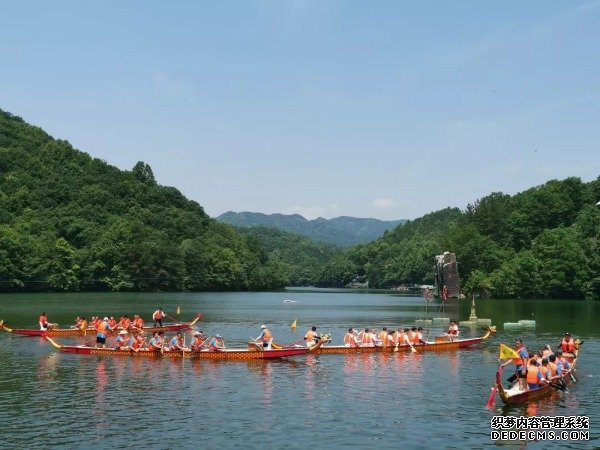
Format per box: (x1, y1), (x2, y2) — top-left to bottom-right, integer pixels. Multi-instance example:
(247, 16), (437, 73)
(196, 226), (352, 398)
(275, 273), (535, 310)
(304, 326), (320, 348)
(38, 312), (50, 331)
(95, 317), (113, 349)
(501, 339), (528, 391)
(254, 325), (273, 350)
(152, 308), (166, 327)
(343, 328), (360, 347)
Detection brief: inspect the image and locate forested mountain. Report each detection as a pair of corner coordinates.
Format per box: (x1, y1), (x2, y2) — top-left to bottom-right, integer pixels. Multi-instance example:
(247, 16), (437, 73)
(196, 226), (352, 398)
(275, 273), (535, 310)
(0, 109), (287, 292)
(316, 179), (600, 300)
(234, 227), (341, 286)
(217, 211), (405, 247)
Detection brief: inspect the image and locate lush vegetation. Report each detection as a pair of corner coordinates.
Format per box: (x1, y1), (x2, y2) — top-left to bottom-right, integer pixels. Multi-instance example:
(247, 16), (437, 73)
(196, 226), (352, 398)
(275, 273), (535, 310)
(218, 211), (405, 247)
(316, 179), (600, 300)
(0, 109), (287, 292)
(235, 227), (341, 286)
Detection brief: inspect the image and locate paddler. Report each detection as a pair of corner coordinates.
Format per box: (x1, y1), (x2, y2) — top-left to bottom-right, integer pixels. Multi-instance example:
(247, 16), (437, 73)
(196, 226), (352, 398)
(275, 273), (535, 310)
(169, 331), (186, 352)
(343, 328), (360, 347)
(118, 315), (131, 330)
(378, 327), (389, 348)
(304, 326), (320, 348)
(526, 356), (546, 390)
(148, 332), (163, 351)
(190, 331), (206, 351)
(108, 316), (117, 329)
(254, 324), (273, 350)
(416, 327), (426, 344)
(114, 330), (130, 350)
(130, 314), (145, 332)
(131, 332), (146, 352)
(208, 334), (225, 351)
(360, 328), (375, 347)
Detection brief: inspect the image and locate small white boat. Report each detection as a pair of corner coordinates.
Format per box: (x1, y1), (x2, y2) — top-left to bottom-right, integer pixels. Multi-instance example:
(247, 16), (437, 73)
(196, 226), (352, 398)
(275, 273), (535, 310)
(283, 299), (298, 303)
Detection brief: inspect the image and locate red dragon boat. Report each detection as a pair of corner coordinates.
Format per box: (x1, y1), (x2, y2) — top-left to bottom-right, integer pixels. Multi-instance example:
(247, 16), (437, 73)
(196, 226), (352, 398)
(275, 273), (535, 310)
(494, 343), (580, 406)
(310, 327), (495, 355)
(45, 336), (324, 361)
(0, 314), (202, 338)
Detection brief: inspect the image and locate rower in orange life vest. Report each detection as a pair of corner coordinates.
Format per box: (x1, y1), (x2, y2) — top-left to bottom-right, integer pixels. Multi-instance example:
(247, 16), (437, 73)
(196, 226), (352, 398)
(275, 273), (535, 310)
(343, 328), (360, 347)
(95, 317), (113, 349)
(378, 327), (390, 347)
(360, 328), (376, 347)
(114, 330), (131, 350)
(526, 355), (547, 390)
(38, 312), (50, 331)
(254, 325), (273, 350)
(131, 333), (146, 352)
(557, 332), (576, 353)
(108, 316), (117, 329)
(190, 331), (206, 351)
(130, 315), (145, 332)
(152, 308), (166, 327)
(304, 326), (321, 348)
(500, 338), (529, 391)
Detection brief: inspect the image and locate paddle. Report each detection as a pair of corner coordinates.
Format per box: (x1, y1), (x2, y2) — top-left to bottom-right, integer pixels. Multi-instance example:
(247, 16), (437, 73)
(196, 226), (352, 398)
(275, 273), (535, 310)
(165, 313), (179, 323)
(569, 370), (578, 383)
(406, 338), (418, 354)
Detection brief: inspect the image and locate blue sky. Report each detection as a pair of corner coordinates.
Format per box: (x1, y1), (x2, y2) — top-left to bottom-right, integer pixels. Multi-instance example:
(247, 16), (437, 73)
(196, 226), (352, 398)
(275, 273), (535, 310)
(1, 1), (599, 220)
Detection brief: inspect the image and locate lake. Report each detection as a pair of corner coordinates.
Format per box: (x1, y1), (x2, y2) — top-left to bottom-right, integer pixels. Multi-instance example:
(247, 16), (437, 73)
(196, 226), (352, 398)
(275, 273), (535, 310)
(0, 290), (598, 449)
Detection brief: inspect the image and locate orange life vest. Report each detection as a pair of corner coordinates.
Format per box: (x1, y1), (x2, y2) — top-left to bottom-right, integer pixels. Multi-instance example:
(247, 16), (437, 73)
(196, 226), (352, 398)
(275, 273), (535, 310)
(262, 329), (272, 342)
(108, 319), (117, 328)
(561, 339), (575, 353)
(362, 333), (373, 345)
(97, 321), (109, 333)
(548, 361), (556, 377)
(153, 310), (164, 320)
(115, 337), (126, 348)
(132, 336), (144, 350)
(526, 365), (541, 384)
(119, 318), (130, 329)
(513, 346), (527, 367)
(343, 333), (357, 346)
(379, 331), (388, 346)
(305, 330), (317, 341)
(79, 320), (88, 331)
(133, 317), (144, 328)
(411, 333), (420, 345)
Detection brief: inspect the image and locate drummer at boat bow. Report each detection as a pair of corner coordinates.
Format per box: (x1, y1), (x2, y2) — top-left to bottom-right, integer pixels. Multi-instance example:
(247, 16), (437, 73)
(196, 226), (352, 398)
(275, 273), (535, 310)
(254, 325), (273, 350)
(304, 326), (320, 348)
(38, 312), (50, 331)
(558, 332), (576, 353)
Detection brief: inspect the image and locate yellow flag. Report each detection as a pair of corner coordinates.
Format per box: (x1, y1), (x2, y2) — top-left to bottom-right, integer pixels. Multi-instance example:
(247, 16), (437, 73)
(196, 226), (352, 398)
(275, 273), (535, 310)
(176, 306), (181, 315)
(499, 343), (520, 359)
(290, 318), (297, 332)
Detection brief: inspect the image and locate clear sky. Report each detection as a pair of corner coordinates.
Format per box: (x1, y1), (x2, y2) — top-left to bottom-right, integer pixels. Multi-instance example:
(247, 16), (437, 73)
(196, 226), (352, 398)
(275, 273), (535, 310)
(1, 1), (599, 220)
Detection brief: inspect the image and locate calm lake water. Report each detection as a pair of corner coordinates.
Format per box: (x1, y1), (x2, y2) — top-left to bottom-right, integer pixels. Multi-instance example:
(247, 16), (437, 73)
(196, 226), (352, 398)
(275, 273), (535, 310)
(0, 290), (598, 449)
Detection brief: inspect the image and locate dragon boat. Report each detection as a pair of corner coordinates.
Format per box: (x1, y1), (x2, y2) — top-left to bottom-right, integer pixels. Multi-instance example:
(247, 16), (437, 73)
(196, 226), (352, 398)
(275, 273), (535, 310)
(494, 343), (580, 406)
(310, 327), (495, 355)
(0, 314), (202, 338)
(45, 336), (324, 361)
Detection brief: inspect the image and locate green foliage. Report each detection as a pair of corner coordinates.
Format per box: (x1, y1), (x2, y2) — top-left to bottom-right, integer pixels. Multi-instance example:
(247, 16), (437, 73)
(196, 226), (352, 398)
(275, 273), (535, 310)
(315, 178), (599, 299)
(0, 108), (286, 292)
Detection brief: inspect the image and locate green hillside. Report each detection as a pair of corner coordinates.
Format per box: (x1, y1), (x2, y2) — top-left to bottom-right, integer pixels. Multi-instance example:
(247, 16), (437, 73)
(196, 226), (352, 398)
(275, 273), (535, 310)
(0, 109), (287, 292)
(217, 211), (405, 247)
(317, 180), (600, 300)
(235, 227), (341, 286)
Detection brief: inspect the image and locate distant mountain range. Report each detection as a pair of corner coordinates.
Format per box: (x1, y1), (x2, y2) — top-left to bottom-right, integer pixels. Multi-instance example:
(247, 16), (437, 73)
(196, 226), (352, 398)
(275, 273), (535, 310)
(217, 212), (406, 247)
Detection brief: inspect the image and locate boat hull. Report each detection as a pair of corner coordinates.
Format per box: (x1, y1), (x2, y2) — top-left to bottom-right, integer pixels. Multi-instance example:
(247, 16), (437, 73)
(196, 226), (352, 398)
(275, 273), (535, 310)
(0, 315), (201, 337)
(495, 347), (579, 405)
(46, 337), (312, 361)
